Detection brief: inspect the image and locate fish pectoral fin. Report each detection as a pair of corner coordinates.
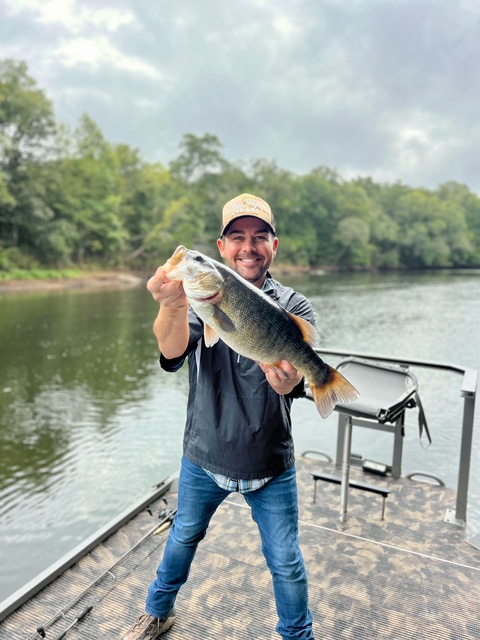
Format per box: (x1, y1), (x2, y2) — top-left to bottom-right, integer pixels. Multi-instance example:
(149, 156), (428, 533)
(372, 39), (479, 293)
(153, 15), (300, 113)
(288, 313), (319, 346)
(203, 308), (236, 347)
(203, 324), (220, 347)
(212, 306), (236, 333)
(309, 367), (360, 419)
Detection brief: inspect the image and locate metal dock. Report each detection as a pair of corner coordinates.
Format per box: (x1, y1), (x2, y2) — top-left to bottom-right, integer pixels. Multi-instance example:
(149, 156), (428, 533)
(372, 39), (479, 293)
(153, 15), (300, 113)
(1, 454), (479, 639)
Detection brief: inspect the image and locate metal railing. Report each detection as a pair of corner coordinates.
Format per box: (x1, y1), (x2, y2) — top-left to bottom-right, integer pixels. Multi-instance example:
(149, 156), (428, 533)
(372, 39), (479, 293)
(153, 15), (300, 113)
(314, 348), (478, 525)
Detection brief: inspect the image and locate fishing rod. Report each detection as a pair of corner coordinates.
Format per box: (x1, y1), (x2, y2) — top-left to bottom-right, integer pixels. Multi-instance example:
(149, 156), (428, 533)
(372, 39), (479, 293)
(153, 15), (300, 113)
(27, 506), (177, 640)
(39, 605), (93, 640)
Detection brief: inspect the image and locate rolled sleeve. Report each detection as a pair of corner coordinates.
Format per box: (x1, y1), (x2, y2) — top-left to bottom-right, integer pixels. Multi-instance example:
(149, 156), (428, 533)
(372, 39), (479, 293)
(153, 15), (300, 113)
(160, 307), (204, 372)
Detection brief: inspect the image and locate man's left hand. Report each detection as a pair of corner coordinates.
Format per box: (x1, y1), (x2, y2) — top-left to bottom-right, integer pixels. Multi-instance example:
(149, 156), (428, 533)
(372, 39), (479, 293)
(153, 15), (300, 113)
(256, 360), (303, 395)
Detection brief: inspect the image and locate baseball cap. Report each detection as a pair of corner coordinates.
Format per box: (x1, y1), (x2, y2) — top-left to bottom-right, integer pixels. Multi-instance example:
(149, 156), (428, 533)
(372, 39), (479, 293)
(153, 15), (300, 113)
(221, 193), (276, 236)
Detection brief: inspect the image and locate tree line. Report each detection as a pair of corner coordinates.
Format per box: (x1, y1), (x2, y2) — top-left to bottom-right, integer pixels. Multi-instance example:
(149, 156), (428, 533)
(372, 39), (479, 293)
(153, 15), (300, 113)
(1, 58), (480, 273)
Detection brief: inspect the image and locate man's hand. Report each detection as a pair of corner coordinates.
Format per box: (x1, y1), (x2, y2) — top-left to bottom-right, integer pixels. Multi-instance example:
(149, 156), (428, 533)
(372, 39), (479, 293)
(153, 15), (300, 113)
(256, 360), (303, 395)
(148, 266), (189, 358)
(147, 266), (187, 309)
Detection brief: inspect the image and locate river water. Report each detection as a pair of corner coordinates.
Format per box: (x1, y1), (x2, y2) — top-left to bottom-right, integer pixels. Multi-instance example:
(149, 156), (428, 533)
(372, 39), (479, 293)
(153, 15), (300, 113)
(0, 270), (479, 603)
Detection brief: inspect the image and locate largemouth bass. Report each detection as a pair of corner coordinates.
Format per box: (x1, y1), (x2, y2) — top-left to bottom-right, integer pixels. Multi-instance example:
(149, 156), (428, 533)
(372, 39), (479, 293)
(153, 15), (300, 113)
(163, 245), (359, 418)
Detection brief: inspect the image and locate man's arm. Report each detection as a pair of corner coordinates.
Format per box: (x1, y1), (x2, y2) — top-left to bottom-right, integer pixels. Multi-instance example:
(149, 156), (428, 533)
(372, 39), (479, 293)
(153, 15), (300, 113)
(147, 266), (190, 359)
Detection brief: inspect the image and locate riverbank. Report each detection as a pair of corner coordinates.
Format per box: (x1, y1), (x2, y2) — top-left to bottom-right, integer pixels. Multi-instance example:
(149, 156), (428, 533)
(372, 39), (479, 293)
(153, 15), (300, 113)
(0, 263), (318, 294)
(0, 271), (145, 293)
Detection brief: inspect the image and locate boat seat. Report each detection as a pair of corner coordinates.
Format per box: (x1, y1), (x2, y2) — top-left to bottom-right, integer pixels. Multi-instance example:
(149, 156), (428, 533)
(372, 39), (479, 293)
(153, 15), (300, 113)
(333, 357), (429, 478)
(304, 356), (429, 521)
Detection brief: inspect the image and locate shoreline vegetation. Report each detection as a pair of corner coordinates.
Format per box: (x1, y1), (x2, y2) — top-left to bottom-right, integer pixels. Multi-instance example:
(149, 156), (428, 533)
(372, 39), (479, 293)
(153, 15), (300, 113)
(2, 262), (480, 294)
(0, 263), (317, 294)
(0, 270), (146, 293)
(2, 60), (480, 279)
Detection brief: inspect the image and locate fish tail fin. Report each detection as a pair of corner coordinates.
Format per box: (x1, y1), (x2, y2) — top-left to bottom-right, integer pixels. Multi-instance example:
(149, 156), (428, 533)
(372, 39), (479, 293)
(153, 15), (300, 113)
(310, 366), (359, 419)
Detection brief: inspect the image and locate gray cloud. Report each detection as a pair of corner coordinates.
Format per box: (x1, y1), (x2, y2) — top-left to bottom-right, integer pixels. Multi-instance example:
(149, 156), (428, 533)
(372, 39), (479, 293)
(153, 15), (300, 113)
(1, 0), (480, 191)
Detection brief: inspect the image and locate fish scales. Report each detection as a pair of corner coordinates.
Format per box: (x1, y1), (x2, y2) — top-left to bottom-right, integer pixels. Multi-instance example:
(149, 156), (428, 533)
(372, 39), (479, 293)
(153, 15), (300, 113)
(213, 266), (304, 361)
(163, 245), (359, 418)
(218, 268), (325, 378)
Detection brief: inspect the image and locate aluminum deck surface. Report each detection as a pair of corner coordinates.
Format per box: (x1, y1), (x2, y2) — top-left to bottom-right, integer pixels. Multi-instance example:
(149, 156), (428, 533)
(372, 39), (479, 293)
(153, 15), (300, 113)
(1, 455), (479, 640)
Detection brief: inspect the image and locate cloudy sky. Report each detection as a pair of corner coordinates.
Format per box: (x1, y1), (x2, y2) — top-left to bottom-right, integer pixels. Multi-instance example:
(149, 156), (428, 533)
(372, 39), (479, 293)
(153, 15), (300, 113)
(1, 0), (480, 192)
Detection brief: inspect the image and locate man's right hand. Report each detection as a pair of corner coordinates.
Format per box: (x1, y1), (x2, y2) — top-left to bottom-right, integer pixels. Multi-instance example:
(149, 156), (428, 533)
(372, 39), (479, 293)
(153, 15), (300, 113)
(148, 266), (190, 357)
(147, 266), (187, 308)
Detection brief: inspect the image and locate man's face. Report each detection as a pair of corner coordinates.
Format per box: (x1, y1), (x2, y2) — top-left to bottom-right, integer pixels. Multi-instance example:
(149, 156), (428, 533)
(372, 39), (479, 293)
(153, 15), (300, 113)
(217, 216), (279, 287)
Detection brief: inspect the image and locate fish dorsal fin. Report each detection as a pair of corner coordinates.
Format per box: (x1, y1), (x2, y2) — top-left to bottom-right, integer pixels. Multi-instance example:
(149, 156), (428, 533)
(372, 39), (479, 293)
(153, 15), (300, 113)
(287, 313), (319, 347)
(203, 323), (220, 347)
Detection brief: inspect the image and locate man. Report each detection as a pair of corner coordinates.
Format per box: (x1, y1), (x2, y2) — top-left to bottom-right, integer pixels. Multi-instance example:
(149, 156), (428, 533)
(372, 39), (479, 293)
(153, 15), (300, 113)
(123, 194), (316, 639)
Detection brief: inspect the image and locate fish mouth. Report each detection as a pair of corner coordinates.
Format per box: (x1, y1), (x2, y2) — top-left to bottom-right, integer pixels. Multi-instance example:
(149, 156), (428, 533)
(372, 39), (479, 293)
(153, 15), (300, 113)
(165, 245), (188, 268)
(164, 246), (224, 302)
(188, 290), (223, 303)
(163, 246), (194, 280)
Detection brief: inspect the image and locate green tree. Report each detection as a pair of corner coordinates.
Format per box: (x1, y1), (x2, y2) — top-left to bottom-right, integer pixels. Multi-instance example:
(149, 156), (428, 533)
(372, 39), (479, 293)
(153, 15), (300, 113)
(42, 115), (127, 264)
(334, 216), (373, 267)
(115, 143), (178, 265)
(293, 168), (345, 266)
(394, 190), (451, 267)
(240, 162), (309, 266)
(0, 171), (15, 208)
(170, 133), (228, 184)
(169, 133), (251, 255)
(437, 181), (478, 265)
(0, 59), (55, 254)
(0, 59), (55, 161)
(347, 179), (401, 268)
(1, 59), (480, 274)
(335, 183), (374, 267)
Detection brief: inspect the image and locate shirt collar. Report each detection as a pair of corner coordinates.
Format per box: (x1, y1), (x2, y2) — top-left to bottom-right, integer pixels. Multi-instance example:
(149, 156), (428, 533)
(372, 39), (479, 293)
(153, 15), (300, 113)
(262, 272), (275, 293)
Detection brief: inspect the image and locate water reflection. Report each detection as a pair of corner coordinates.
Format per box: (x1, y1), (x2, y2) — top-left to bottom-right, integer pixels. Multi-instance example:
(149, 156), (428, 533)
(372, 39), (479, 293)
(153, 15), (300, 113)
(0, 289), (158, 490)
(0, 287), (191, 600)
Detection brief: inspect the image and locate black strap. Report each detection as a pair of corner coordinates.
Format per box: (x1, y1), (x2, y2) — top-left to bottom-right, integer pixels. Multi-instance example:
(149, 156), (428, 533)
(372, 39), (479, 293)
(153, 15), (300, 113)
(415, 392), (432, 447)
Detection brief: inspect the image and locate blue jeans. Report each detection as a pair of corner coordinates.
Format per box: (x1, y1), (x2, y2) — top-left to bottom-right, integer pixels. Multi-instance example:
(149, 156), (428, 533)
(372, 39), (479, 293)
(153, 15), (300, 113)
(146, 455), (314, 639)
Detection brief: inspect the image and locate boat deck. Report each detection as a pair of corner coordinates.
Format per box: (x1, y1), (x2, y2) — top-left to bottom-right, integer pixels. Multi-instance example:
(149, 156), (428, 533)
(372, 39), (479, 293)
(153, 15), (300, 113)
(2, 455), (480, 640)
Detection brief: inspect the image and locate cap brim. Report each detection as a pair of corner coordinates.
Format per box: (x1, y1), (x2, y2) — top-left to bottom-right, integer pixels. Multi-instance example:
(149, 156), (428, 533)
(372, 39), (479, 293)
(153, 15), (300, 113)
(221, 214), (275, 236)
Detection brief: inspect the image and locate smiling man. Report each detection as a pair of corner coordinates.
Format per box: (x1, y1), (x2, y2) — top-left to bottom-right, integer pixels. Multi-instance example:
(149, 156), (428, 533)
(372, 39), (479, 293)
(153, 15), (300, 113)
(217, 195), (279, 286)
(122, 194), (317, 640)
